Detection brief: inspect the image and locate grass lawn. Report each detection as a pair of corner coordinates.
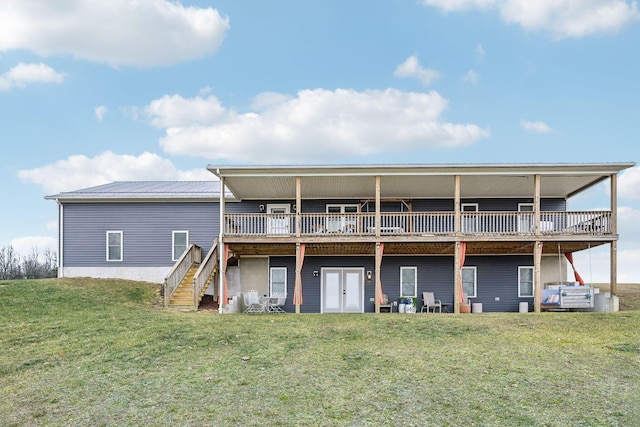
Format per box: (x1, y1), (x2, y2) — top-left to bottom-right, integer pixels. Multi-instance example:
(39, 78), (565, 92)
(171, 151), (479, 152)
(1, 279), (640, 426)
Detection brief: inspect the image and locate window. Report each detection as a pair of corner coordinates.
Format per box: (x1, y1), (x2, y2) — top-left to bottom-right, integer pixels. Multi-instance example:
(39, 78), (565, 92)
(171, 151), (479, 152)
(461, 266), (477, 298)
(270, 267), (287, 296)
(400, 267), (417, 297)
(519, 266), (534, 297)
(326, 204), (359, 232)
(106, 231), (123, 262)
(172, 231), (189, 261)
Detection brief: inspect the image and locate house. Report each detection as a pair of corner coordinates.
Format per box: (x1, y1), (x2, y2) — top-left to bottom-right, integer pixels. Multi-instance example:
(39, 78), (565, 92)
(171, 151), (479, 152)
(46, 162), (634, 313)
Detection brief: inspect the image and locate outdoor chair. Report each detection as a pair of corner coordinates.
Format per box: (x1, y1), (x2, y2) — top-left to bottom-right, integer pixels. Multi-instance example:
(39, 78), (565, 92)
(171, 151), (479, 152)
(421, 291), (442, 313)
(243, 290), (265, 313)
(268, 293), (287, 313)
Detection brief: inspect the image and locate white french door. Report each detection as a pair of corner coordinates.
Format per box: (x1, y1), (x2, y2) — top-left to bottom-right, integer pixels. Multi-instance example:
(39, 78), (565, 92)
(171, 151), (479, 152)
(322, 268), (364, 313)
(326, 204), (359, 233)
(267, 204), (290, 234)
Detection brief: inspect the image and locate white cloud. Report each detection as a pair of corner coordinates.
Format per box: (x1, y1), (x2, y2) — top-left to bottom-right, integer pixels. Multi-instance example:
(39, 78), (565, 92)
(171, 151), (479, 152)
(250, 92), (294, 111)
(0, 0), (229, 68)
(462, 69), (480, 84)
(143, 88), (490, 163)
(619, 166), (640, 201)
(18, 151), (214, 194)
(393, 56), (441, 86)
(145, 94), (228, 128)
(520, 119), (554, 134)
(422, 0), (640, 38)
(95, 105), (108, 121)
(0, 62), (64, 90)
(475, 43), (485, 59)
(10, 236), (57, 258)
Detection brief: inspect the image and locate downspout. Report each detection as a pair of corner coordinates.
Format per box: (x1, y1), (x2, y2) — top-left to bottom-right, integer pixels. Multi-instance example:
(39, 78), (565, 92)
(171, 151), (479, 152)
(610, 173), (618, 295)
(58, 201), (63, 278)
(218, 173), (226, 313)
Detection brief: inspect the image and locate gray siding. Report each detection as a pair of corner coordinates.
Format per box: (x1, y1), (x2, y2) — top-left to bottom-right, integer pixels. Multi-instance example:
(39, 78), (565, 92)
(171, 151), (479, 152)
(63, 202), (219, 267)
(270, 254), (535, 313)
(227, 198), (565, 215)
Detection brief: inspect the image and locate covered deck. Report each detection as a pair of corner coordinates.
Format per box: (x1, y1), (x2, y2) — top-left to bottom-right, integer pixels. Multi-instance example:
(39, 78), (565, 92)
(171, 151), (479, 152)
(209, 163), (633, 314)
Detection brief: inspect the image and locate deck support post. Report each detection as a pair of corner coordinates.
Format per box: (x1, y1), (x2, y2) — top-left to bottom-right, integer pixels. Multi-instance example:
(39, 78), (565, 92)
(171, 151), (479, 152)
(534, 174), (542, 313)
(296, 176), (301, 238)
(454, 242), (461, 314)
(218, 176), (226, 312)
(295, 243), (301, 314)
(375, 176), (381, 313)
(610, 173), (618, 295)
(534, 241), (542, 313)
(454, 175), (461, 314)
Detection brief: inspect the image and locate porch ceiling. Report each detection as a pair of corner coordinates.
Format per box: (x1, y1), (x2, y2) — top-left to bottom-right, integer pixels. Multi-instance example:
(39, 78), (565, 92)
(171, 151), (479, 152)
(208, 163), (634, 200)
(225, 240), (606, 257)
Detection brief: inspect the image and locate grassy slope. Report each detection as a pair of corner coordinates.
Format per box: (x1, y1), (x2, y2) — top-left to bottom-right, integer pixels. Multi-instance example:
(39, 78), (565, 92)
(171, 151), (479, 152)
(1, 279), (639, 426)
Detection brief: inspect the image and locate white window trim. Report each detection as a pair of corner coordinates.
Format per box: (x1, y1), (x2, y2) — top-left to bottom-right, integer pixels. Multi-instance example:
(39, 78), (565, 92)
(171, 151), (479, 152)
(461, 203), (479, 233)
(270, 267), (287, 297)
(326, 204), (359, 232)
(267, 203), (291, 214)
(400, 266), (417, 298)
(106, 231), (123, 262)
(462, 266), (477, 298)
(172, 230), (189, 261)
(518, 266), (535, 297)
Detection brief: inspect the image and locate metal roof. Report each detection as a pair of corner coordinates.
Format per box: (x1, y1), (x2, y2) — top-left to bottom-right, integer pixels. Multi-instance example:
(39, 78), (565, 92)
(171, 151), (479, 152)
(45, 181), (225, 202)
(207, 162), (635, 200)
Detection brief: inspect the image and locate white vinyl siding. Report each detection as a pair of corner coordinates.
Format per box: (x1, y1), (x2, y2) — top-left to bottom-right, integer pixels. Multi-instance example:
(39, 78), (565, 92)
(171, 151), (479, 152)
(462, 266), (477, 298)
(106, 231), (123, 262)
(518, 266), (534, 297)
(172, 231), (189, 261)
(400, 266), (417, 297)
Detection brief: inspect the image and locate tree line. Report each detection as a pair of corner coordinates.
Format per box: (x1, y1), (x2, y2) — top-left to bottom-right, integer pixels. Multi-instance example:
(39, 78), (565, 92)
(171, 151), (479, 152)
(0, 245), (57, 280)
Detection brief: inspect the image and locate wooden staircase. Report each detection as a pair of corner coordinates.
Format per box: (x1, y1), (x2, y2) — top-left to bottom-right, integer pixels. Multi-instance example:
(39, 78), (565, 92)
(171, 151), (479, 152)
(168, 264), (212, 309)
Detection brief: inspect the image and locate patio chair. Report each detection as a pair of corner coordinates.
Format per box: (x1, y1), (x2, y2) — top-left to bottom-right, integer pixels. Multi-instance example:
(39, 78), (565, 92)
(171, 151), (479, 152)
(267, 293), (287, 313)
(421, 291), (442, 313)
(243, 290), (265, 313)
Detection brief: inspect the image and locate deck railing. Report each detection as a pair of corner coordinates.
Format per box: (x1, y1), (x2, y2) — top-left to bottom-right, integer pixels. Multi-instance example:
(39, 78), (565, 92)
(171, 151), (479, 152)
(223, 211), (613, 238)
(192, 240), (219, 310)
(163, 243), (201, 307)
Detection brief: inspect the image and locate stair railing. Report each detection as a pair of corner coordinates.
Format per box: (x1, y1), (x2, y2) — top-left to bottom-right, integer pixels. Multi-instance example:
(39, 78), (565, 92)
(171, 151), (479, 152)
(164, 243), (202, 307)
(192, 239), (219, 310)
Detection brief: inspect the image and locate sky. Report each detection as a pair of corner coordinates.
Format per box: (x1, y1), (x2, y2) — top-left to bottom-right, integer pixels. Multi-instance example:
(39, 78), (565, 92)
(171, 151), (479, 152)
(1, 0), (639, 282)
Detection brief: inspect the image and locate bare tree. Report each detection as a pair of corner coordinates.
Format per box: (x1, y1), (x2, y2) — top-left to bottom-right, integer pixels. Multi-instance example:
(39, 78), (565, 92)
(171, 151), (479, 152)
(0, 245), (21, 280)
(0, 245), (57, 280)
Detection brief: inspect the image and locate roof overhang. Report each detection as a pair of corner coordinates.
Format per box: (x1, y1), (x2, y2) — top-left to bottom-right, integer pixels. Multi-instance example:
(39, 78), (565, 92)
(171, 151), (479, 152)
(208, 163), (635, 200)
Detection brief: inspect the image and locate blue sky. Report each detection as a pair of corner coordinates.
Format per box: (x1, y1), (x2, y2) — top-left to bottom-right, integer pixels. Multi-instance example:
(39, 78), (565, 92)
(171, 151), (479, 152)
(1, 0), (639, 282)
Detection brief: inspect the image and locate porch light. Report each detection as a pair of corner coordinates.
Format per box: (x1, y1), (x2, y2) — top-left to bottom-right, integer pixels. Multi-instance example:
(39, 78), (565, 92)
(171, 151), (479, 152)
(259, 204), (265, 213)
(366, 271), (373, 281)
(313, 270), (319, 277)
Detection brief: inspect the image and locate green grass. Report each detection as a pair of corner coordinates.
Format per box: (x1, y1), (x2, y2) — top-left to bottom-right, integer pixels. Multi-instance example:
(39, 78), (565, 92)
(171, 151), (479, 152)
(1, 279), (640, 426)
